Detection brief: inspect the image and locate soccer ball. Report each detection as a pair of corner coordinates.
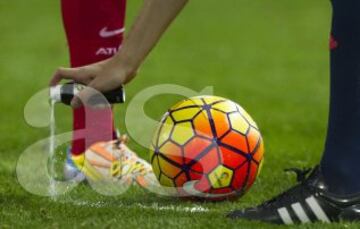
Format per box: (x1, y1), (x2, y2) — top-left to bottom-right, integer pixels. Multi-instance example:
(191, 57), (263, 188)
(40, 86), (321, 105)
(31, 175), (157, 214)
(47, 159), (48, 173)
(150, 96), (264, 200)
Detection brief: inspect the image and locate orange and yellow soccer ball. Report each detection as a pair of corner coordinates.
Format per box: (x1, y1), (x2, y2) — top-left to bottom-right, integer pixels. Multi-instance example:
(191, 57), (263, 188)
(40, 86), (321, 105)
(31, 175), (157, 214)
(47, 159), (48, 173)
(150, 96), (264, 200)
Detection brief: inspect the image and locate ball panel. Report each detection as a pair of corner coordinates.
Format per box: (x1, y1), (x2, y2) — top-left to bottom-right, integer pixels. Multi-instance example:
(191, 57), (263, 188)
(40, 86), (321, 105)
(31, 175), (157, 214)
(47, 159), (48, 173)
(252, 139), (264, 163)
(229, 112), (250, 135)
(237, 105), (259, 129)
(171, 98), (203, 110)
(174, 172), (188, 187)
(171, 122), (194, 145)
(158, 156), (182, 179)
(200, 96), (226, 105)
(246, 161), (259, 191)
(188, 98), (205, 106)
(211, 101), (238, 113)
(219, 146), (247, 169)
(221, 131), (249, 153)
(157, 116), (174, 147)
(210, 109), (231, 138)
(208, 165), (233, 189)
(159, 173), (175, 187)
(149, 145), (155, 158)
(193, 110), (213, 138)
(184, 137), (213, 164)
(231, 162), (249, 190)
(171, 107), (202, 122)
(194, 176), (212, 193)
(210, 187), (234, 195)
(151, 155), (161, 179)
(188, 170), (202, 180)
(247, 127), (261, 153)
(191, 147), (219, 174)
(159, 141), (184, 165)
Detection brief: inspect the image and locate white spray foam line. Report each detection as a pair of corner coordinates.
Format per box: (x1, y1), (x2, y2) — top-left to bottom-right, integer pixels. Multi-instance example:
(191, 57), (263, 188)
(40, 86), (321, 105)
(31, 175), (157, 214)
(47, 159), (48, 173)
(61, 199), (209, 213)
(48, 100), (57, 198)
(136, 203), (209, 213)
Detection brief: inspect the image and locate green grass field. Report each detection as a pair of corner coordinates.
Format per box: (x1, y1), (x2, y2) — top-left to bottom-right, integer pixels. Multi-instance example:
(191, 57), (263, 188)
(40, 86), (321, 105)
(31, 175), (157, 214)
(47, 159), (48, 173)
(1, 0), (358, 228)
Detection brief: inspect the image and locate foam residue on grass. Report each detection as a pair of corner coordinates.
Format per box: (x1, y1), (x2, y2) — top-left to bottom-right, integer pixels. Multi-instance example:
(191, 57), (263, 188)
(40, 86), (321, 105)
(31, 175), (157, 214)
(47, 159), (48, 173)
(66, 199), (209, 213)
(48, 99), (57, 198)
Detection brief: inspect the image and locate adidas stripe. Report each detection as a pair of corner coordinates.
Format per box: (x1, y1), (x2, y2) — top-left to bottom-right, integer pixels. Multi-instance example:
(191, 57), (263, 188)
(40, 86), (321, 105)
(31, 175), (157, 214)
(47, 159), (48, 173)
(277, 196), (330, 224)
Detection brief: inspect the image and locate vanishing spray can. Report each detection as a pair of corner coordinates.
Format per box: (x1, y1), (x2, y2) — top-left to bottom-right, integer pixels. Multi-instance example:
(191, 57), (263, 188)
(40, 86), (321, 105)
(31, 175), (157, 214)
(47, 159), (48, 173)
(50, 83), (125, 105)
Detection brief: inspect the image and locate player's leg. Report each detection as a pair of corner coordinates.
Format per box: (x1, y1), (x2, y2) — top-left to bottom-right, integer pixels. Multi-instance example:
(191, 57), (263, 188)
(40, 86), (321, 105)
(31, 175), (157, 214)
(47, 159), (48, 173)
(228, 0), (360, 224)
(321, 0), (360, 196)
(61, 0), (126, 180)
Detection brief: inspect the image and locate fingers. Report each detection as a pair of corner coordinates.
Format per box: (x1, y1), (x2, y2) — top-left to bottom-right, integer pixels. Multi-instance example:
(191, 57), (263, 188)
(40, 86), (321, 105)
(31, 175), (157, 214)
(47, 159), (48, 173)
(49, 67), (79, 86)
(70, 75), (115, 108)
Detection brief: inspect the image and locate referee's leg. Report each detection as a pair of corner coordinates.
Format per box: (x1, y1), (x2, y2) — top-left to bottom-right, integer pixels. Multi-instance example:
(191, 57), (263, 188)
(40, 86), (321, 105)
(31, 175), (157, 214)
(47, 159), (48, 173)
(321, 0), (360, 195)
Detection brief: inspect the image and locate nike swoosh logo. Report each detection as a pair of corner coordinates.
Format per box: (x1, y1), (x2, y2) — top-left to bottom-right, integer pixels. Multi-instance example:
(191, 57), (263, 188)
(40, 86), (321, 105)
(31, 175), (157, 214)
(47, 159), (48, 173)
(99, 27), (125, 38)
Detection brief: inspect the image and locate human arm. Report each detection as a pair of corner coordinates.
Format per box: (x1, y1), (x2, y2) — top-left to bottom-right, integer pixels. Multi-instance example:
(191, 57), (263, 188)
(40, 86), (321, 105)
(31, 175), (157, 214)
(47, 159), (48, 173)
(50, 0), (189, 107)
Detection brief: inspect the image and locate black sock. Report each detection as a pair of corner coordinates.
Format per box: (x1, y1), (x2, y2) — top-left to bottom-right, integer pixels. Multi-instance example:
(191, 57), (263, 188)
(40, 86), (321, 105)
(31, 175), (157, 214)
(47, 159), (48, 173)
(321, 0), (360, 195)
